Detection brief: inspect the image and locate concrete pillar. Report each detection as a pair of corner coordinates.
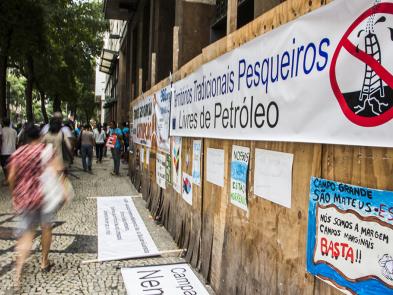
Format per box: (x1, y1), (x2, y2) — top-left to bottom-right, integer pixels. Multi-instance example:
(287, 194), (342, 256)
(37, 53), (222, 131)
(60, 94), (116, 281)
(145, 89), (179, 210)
(176, 0), (215, 67)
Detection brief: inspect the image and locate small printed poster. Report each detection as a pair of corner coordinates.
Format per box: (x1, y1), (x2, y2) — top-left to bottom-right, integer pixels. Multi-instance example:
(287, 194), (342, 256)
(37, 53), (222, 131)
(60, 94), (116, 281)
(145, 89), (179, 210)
(165, 154), (172, 185)
(192, 140), (202, 186)
(156, 153), (166, 189)
(230, 145), (250, 211)
(206, 148), (225, 187)
(145, 148), (150, 167)
(182, 173), (193, 205)
(172, 137), (182, 193)
(254, 148), (293, 208)
(307, 177), (393, 294)
(140, 147), (145, 168)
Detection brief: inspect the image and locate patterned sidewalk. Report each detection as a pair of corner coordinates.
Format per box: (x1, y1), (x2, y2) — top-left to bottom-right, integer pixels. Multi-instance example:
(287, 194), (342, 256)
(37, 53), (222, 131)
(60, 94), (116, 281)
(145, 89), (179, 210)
(0, 155), (213, 294)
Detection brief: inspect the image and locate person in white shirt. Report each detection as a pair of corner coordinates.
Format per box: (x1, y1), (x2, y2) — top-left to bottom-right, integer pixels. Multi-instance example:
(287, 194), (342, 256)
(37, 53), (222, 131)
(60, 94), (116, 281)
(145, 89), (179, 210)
(0, 118), (17, 182)
(93, 123), (106, 163)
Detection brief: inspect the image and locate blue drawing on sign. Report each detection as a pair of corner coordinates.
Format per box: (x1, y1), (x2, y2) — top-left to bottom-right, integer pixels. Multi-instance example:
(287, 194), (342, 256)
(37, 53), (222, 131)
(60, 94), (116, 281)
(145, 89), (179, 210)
(231, 161), (248, 182)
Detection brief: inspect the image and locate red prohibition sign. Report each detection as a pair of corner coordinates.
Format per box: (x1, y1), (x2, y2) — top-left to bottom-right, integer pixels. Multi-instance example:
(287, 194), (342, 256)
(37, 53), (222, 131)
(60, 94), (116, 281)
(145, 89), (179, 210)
(330, 3), (393, 127)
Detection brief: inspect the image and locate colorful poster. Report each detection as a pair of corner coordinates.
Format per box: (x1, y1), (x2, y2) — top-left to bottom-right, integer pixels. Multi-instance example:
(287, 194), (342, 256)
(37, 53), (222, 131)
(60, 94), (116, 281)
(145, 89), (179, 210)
(182, 173), (193, 205)
(154, 86), (171, 154)
(172, 137), (182, 193)
(156, 153), (166, 189)
(307, 177), (393, 294)
(192, 140), (202, 186)
(132, 95), (153, 147)
(254, 148), (294, 208)
(206, 148), (225, 187)
(230, 145), (250, 211)
(121, 263), (210, 295)
(170, 0), (393, 148)
(97, 197), (159, 262)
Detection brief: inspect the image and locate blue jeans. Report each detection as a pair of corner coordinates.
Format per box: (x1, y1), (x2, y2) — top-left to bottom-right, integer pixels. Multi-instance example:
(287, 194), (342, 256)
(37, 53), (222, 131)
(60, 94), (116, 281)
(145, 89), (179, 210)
(111, 148), (121, 175)
(81, 145), (93, 171)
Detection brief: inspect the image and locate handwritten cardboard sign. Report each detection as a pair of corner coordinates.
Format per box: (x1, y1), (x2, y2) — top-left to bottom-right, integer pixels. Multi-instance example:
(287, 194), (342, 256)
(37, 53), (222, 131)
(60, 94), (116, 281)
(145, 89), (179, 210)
(307, 177), (393, 294)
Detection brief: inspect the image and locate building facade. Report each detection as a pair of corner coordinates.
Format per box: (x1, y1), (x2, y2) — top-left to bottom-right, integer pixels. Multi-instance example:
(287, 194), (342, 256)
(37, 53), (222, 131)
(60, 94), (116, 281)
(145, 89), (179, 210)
(98, 0), (283, 125)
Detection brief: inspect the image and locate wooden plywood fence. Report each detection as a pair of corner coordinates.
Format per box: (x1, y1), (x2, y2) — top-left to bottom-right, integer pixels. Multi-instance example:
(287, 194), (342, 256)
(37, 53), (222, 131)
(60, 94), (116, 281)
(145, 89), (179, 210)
(129, 0), (393, 294)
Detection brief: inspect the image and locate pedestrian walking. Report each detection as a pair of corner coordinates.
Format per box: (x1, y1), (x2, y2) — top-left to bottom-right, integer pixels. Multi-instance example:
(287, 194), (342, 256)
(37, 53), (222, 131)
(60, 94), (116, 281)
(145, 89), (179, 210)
(79, 124), (95, 172)
(122, 122), (130, 163)
(7, 123), (64, 289)
(103, 122), (109, 157)
(42, 117), (72, 170)
(0, 118), (17, 185)
(93, 123), (106, 163)
(108, 121), (123, 176)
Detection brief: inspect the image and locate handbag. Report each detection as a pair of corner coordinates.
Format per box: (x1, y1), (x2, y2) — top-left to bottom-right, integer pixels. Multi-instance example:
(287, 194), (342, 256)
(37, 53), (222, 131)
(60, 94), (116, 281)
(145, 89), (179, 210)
(40, 144), (74, 214)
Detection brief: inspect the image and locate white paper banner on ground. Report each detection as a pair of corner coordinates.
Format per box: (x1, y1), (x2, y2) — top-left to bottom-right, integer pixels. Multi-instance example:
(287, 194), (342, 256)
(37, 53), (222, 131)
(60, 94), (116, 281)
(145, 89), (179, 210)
(121, 263), (210, 295)
(172, 137), (182, 193)
(254, 148), (294, 208)
(182, 172), (193, 205)
(97, 197), (159, 261)
(154, 86), (171, 153)
(132, 95), (153, 147)
(170, 0), (393, 148)
(156, 153), (166, 189)
(206, 148), (225, 187)
(230, 145), (250, 211)
(192, 140), (202, 186)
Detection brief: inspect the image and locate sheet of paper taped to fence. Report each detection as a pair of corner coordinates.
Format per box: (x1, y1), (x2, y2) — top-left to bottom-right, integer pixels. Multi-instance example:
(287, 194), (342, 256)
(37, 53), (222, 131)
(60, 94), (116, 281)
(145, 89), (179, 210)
(121, 263), (210, 295)
(97, 196), (159, 261)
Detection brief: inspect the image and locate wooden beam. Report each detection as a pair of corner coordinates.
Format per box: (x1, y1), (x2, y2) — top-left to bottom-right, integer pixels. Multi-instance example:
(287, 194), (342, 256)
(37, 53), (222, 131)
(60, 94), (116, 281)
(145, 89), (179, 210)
(227, 0), (238, 35)
(151, 52), (156, 86)
(173, 26), (180, 72)
(138, 68), (143, 96)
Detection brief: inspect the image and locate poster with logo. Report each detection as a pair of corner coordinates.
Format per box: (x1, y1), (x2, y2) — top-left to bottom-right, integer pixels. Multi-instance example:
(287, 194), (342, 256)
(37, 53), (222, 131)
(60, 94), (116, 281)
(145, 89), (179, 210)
(192, 140), (202, 186)
(307, 177), (393, 294)
(132, 95), (153, 147)
(154, 86), (171, 153)
(182, 172), (193, 205)
(170, 0), (393, 148)
(230, 145), (250, 211)
(121, 263), (210, 295)
(156, 153), (166, 189)
(172, 137), (182, 193)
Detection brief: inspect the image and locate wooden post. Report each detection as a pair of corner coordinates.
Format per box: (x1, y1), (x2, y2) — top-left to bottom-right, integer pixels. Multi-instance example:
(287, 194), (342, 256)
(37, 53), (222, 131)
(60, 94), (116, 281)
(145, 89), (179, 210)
(173, 26), (179, 72)
(151, 52), (156, 87)
(227, 0), (238, 35)
(138, 68), (143, 96)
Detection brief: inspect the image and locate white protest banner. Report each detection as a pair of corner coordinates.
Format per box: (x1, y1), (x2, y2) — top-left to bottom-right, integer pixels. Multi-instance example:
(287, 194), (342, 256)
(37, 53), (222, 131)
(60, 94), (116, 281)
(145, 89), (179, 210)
(154, 86), (171, 153)
(172, 137), (182, 193)
(192, 140), (202, 186)
(121, 263), (210, 295)
(97, 197), (159, 262)
(182, 173), (193, 205)
(156, 153), (166, 189)
(230, 145), (250, 211)
(170, 0), (393, 148)
(254, 148), (294, 208)
(132, 95), (153, 147)
(206, 148), (225, 187)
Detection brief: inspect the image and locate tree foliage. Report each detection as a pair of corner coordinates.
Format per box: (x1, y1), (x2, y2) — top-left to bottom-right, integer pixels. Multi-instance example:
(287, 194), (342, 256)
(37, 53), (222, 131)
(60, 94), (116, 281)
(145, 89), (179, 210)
(0, 0), (108, 123)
